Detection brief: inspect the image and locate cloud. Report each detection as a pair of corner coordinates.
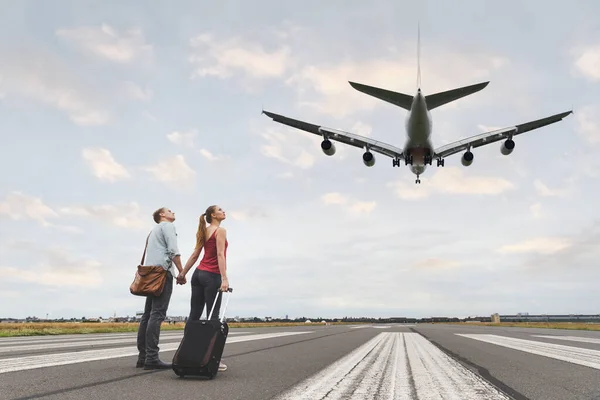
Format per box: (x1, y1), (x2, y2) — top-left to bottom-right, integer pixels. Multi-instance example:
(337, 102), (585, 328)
(0, 43), (110, 125)
(0, 192), (147, 231)
(530, 202), (543, 219)
(189, 28), (506, 119)
(260, 127), (319, 169)
(0, 245), (103, 288)
(123, 81), (152, 101)
(189, 33), (293, 80)
(321, 192), (377, 215)
(497, 237), (572, 255)
(511, 221), (600, 275)
(0, 192), (59, 226)
(573, 45), (600, 81)
(199, 148), (228, 162)
(144, 155), (196, 187)
(82, 148), (131, 182)
(413, 258), (461, 270)
(166, 130), (228, 161)
(5, 72), (109, 125)
(167, 130), (197, 147)
(322, 192), (347, 205)
(228, 207), (269, 221)
(56, 24), (153, 63)
(533, 179), (569, 197)
(387, 167), (515, 200)
(59, 201), (146, 230)
(575, 104), (600, 144)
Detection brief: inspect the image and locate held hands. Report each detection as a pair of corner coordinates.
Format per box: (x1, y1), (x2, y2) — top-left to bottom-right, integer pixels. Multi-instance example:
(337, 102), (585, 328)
(176, 272), (187, 285)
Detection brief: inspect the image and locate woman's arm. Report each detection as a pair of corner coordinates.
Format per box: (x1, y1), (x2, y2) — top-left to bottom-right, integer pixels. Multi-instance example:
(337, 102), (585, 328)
(216, 228), (229, 290)
(180, 246), (201, 277)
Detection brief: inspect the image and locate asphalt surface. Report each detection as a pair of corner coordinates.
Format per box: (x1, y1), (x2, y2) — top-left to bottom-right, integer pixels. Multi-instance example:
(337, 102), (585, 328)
(1, 323), (599, 400)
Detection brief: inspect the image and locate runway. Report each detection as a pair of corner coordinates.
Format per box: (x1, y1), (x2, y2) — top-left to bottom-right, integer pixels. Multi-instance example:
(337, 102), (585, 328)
(1, 323), (599, 400)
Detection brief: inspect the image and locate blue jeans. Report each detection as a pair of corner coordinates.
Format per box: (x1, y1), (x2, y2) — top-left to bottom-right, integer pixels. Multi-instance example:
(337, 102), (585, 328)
(189, 269), (222, 321)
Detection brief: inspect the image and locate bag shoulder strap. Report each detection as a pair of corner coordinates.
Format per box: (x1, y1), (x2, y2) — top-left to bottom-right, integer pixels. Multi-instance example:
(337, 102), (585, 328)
(140, 232), (151, 266)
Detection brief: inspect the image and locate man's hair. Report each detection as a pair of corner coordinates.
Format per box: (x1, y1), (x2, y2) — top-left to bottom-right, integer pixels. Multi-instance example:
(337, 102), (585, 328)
(153, 207), (166, 224)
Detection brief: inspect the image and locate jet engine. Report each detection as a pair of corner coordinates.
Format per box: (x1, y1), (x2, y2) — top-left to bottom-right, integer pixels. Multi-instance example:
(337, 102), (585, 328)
(461, 150), (474, 166)
(501, 139), (515, 155)
(321, 139), (336, 156)
(362, 151), (375, 167)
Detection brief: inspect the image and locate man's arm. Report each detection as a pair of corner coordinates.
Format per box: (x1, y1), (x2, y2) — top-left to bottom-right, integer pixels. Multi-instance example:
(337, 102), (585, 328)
(163, 224), (183, 274)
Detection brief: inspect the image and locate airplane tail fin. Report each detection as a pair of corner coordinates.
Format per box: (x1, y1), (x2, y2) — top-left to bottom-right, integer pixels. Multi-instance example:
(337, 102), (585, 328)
(347, 80), (490, 111)
(347, 26), (489, 111)
(348, 81), (414, 110)
(424, 81), (489, 110)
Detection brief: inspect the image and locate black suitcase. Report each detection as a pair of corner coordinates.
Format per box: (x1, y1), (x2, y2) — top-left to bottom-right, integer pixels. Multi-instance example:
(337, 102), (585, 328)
(172, 287), (233, 379)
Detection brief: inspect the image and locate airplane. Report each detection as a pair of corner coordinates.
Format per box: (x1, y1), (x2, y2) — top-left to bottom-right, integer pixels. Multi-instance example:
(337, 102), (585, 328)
(262, 32), (573, 184)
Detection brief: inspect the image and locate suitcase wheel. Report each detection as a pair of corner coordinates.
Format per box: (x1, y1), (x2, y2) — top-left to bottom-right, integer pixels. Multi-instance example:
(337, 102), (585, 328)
(174, 368), (185, 378)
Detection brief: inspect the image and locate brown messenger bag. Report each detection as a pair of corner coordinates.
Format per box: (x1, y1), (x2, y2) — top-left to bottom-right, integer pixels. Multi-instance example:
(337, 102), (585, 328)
(129, 232), (168, 297)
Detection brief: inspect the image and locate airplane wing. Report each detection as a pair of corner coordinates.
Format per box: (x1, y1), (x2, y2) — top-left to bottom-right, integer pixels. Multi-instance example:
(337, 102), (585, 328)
(262, 111), (405, 160)
(434, 110), (573, 159)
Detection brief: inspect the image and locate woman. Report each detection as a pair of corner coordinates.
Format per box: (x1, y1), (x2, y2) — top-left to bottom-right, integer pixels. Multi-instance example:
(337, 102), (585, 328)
(179, 204), (230, 371)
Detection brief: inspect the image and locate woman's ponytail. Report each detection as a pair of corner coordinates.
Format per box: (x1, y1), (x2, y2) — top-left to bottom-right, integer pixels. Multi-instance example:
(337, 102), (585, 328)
(195, 213), (207, 250)
(195, 206), (217, 250)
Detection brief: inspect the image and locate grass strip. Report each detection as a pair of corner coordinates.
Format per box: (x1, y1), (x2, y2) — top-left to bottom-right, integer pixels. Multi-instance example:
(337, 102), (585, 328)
(0, 321), (362, 337)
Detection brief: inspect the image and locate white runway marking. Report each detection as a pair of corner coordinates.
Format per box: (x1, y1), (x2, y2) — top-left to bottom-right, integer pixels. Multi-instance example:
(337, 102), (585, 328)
(0, 331), (250, 353)
(272, 333), (510, 400)
(0, 330), (252, 346)
(458, 334), (600, 370)
(0, 331), (313, 374)
(531, 335), (600, 345)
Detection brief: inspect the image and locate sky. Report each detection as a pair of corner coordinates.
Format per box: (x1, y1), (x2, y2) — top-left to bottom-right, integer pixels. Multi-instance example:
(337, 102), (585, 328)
(1, 0), (599, 320)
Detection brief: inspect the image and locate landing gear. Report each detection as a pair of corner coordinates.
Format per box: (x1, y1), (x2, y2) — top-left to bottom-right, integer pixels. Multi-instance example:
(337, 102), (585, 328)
(393, 156), (412, 167)
(436, 158), (445, 167)
(415, 174), (421, 184)
(424, 154), (433, 165)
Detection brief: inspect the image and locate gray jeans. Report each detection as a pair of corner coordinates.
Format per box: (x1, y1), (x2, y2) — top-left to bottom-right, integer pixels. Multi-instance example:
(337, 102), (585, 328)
(136, 271), (173, 362)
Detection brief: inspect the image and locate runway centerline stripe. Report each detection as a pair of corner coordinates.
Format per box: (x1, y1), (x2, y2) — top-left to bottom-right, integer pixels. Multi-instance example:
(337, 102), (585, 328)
(457, 334), (600, 370)
(0, 331), (313, 374)
(272, 333), (509, 400)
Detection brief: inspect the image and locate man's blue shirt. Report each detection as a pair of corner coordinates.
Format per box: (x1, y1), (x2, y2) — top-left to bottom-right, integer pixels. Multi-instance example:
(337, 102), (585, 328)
(143, 221), (180, 275)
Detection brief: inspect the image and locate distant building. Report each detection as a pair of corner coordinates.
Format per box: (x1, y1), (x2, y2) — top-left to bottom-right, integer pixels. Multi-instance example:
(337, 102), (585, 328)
(491, 313), (500, 323)
(500, 314), (600, 323)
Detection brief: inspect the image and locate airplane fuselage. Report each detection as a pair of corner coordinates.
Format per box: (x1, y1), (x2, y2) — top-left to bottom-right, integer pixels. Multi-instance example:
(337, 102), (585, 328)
(403, 89), (433, 177)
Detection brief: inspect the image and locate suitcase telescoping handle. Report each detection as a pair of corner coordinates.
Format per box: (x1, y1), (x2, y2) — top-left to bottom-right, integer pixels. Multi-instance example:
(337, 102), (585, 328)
(208, 287), (233, 323)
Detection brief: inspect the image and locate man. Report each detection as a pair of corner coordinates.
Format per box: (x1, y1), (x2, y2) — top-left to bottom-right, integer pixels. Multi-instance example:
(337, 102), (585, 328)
(136, 207), (186, 370)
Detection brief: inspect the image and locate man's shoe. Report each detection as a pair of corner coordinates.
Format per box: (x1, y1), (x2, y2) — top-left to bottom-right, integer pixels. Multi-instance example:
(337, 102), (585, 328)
(218, 362), (227, 372)
(136, 359), (145, 368)
(143, 360), (172, 370)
